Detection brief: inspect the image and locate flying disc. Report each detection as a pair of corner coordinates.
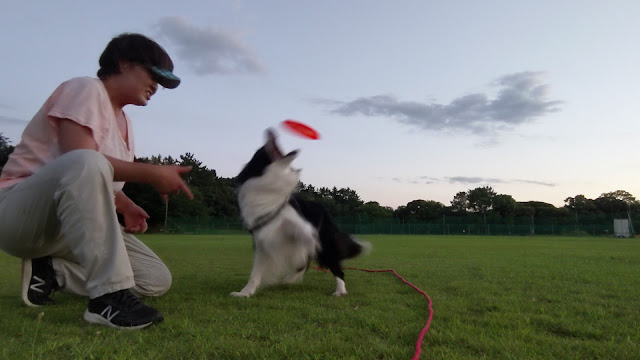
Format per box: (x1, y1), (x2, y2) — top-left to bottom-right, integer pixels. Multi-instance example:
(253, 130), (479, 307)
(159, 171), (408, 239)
(281, 119), (320, 140)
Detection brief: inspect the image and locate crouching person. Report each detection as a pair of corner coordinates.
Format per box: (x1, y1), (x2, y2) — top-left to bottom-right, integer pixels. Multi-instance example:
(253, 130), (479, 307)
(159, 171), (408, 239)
(0, 33), (193, 330)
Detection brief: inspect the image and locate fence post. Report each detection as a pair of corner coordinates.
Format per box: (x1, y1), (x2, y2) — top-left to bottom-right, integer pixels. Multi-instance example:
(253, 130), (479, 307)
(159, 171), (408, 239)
(164, 201), (168, 232)
(443, 215), (446, 235)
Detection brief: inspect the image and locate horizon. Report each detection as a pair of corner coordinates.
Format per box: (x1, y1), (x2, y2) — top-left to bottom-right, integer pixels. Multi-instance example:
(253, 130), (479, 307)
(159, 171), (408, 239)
(2, 131), (630, 212)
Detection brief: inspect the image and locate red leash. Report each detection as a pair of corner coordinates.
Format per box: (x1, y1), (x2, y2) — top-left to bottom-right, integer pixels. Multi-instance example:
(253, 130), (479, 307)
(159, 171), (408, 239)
(314, 266), (434, 360)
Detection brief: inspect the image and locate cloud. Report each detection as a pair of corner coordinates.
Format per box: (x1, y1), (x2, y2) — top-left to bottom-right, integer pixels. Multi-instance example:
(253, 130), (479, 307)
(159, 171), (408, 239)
(514, 179), (555, 187)
(155, 16), (266, 75)
(447, 176), (506, 184)
(392, 175), (556, 187)
(418, 176), (439, 184)
(446, 176), (555, 187)
(324, 72), (563, 135)
(392, 176), (438, 184)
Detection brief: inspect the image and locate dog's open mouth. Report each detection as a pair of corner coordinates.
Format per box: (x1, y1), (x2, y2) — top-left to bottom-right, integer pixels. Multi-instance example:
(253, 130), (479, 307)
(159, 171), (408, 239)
(265, 128), (298, 161)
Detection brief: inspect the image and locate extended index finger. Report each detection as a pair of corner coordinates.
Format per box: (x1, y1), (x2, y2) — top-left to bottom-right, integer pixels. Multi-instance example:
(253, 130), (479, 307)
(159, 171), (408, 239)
(180, 181), (194, 200)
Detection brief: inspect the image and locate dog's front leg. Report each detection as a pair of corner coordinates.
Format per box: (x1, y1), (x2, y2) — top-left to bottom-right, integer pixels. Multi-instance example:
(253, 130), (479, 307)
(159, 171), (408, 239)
(230, 280), (260, 297)
(230, 254), (267, 297)
(230, 275), (262, 298)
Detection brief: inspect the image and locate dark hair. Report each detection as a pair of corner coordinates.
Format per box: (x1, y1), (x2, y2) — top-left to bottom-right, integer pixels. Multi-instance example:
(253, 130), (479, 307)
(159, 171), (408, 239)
(97, 33), (174, 79)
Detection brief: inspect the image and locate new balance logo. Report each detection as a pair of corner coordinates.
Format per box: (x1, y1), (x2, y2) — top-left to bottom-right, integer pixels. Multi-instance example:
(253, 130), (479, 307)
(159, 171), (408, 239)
(100, 306), (121, 322)
(29, 276), (46, 293)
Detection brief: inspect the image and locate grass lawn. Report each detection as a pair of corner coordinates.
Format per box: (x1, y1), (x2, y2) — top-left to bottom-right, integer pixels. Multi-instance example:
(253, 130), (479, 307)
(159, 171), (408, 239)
(1, 234), (639, 359)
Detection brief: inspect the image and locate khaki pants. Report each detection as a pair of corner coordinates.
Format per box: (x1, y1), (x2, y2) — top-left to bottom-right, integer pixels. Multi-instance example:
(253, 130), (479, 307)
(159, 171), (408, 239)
(0, 150), (171, 299)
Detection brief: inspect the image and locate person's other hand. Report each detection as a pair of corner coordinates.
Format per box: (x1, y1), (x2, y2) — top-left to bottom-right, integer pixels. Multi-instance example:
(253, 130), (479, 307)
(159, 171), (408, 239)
(122, 203), (150, 233)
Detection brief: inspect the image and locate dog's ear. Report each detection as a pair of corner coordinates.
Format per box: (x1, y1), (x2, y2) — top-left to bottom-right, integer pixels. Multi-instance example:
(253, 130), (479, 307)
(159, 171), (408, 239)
(265, 128), (283, 161)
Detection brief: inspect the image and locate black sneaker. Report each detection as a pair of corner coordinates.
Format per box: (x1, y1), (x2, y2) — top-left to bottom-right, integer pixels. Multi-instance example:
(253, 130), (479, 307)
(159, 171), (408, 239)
(21, 257), (59, 307)
(83, 289), (164, 330)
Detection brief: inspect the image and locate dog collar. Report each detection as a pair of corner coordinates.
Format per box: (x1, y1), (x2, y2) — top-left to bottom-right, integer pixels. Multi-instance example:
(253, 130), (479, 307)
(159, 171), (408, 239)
(247, 198), (289, 233)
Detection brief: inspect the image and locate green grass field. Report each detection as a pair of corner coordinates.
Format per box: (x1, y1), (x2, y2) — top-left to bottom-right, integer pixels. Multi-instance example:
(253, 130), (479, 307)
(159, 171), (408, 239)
(1, 234), (639, 359)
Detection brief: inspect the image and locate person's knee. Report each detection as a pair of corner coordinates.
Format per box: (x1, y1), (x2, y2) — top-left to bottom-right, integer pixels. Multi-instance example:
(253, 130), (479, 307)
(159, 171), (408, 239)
(151, 265), (172, 296)
(62, 149), (112, 179)
(135, 264), (172, 297)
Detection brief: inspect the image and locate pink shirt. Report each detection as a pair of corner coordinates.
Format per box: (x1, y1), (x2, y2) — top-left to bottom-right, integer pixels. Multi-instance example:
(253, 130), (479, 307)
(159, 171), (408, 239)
(0, 77), (135, 193)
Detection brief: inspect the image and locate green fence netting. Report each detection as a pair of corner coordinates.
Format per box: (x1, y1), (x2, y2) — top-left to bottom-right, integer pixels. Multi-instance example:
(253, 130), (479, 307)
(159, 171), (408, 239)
(160, 213), (636, 237)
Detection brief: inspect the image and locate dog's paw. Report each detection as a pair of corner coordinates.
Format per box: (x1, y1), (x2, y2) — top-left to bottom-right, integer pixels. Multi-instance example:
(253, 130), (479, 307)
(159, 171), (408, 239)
(333, 278), (347, 296)
(230, 291), (251, 298)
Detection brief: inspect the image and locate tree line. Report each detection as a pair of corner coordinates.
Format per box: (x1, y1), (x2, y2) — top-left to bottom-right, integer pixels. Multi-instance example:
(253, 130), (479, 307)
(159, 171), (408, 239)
(1, 133), (638, 230)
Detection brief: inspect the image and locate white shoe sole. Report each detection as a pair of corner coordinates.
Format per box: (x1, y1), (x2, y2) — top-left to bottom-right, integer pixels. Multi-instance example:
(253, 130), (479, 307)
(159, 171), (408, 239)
(21, 259), (40, 307)
(83, 310), (154, 330)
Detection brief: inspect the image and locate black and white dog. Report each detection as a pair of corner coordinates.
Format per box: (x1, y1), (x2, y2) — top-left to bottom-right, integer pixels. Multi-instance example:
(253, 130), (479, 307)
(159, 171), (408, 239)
(231, 129), (370, 297)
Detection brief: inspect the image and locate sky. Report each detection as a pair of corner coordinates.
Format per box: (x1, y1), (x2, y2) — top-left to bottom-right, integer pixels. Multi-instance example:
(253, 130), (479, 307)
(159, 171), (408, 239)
(1, 1), (639, 210)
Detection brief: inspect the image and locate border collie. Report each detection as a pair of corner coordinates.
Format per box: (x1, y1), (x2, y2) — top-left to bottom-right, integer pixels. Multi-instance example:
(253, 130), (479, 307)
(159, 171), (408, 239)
(231, 129), (370, 297)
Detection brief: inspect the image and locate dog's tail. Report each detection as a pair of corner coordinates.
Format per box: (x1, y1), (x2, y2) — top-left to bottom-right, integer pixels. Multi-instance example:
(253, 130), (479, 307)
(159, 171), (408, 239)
(338, 233), (372, 260)
(356, 238), (372, 256)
